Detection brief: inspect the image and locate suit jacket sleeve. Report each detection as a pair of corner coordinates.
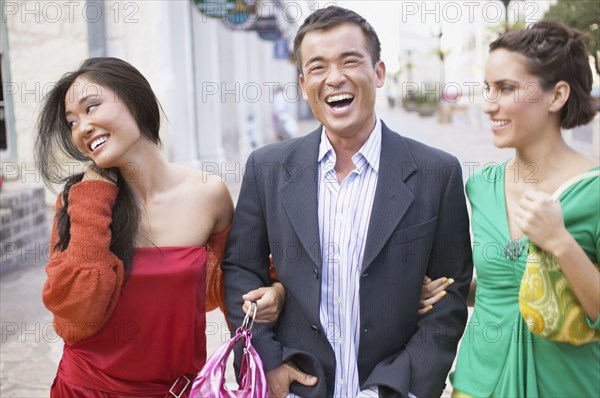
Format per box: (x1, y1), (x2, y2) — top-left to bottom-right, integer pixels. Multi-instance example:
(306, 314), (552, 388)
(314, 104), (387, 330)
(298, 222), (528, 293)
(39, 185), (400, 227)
(365, 158), (472, 398)
(221, 152), (284, 372)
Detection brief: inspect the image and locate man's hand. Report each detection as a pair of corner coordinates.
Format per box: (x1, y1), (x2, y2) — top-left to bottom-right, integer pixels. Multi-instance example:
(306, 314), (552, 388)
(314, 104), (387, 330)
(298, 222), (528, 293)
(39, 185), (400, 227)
(266, 362), (318, 398)
(242, 282), (286, 323)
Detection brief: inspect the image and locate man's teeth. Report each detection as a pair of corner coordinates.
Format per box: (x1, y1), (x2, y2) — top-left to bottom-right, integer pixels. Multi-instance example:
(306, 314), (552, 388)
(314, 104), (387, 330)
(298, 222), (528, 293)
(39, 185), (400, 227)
(326, 93), (354, 103)
(91, 136), (108, 151)
(492, 120), (510, 127)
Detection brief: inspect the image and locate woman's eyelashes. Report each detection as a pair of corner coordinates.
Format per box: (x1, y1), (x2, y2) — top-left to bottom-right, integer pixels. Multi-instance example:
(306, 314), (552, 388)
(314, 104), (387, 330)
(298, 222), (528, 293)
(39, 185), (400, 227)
(86, 102), (99, 113)
(483, 82), (517, 95)
(66, 102), (100, 130)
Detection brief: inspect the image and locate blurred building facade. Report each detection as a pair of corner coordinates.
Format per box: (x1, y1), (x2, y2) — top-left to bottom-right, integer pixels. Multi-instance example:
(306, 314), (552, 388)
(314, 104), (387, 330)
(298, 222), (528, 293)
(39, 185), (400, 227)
(386, 0), (598, 156)
(1, 1), (598, 253)
(0, 0), (315, 273)
(1, 0), (313, 182)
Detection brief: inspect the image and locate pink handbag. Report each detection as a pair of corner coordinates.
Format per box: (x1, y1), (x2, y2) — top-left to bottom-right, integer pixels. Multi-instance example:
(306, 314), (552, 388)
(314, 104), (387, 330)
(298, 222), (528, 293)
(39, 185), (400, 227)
(190, 303), (268, 398)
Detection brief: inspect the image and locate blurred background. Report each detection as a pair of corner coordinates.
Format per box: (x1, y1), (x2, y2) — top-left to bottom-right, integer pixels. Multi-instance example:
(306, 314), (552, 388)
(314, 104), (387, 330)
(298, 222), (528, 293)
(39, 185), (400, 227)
(1, 1), (598, 396)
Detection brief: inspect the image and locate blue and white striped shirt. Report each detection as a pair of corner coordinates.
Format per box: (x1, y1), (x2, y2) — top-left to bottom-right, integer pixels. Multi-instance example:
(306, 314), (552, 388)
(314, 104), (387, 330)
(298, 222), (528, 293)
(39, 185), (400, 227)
(317, 119), (381, 398)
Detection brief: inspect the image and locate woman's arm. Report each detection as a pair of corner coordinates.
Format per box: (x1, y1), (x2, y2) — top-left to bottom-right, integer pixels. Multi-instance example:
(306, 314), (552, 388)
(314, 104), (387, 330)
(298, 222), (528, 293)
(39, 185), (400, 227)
(517, 190), (600, 322)
(552, 235), (600, 322)
(205, 224), (230, 315)
(418, 276), (455, 315)
(43, 179), (124, 342)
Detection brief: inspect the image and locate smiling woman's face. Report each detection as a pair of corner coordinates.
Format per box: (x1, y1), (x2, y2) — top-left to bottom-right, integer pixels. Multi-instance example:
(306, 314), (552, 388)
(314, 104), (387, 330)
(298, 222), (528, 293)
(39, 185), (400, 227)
(483, 49), (558, 150)
(65, 76), (142, 169)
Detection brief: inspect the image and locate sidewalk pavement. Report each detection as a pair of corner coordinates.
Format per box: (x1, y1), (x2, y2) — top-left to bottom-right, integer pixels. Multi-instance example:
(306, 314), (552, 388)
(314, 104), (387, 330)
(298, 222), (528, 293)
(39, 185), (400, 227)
(1, 105), (596, 397)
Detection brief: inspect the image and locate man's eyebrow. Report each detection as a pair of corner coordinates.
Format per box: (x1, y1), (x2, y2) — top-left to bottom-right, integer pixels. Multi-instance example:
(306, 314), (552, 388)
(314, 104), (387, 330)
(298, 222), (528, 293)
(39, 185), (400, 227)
(340, 51), (364, 59)
(304, 55), (325, 67)
(304, 51), (365, 67)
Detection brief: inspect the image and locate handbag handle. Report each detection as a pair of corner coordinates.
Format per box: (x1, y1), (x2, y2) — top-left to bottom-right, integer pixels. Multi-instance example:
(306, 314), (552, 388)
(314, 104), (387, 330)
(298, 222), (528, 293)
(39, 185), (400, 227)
(241, 301), (258, 331)
(551, 170), (600, 202)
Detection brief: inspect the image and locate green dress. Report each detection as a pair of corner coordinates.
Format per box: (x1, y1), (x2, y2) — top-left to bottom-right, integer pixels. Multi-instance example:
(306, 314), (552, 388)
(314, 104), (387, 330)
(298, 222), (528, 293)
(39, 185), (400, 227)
(451, 162), (600, 397)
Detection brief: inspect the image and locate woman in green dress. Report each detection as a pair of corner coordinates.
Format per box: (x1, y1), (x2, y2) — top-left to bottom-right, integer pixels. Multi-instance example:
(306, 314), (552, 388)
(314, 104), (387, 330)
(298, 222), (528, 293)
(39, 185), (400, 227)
(450, 21), (600, 397)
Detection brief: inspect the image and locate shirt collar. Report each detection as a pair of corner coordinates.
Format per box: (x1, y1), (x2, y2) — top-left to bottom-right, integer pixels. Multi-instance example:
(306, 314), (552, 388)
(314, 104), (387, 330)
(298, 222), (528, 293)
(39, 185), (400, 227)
(317, 117), (382, 174)
(317, 127), (333, 164)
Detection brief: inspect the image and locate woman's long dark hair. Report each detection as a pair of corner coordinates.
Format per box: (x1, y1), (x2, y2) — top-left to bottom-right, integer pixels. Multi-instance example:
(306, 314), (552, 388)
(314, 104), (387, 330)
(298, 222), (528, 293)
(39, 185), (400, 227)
(35, 57), (162, 276)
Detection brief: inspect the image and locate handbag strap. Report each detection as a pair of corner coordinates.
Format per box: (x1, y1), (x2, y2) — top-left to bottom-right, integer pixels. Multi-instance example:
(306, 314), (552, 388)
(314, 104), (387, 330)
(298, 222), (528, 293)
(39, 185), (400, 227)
(551, 170), (600, 202)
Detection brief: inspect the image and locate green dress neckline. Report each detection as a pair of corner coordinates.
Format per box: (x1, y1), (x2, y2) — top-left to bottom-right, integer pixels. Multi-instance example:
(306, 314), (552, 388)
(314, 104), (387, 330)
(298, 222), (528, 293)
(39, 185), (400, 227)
(499, 162), (600, 261)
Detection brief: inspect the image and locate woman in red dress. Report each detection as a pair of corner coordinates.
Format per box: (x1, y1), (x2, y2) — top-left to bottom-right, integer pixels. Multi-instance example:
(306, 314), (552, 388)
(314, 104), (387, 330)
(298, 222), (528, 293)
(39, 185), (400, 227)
(35, 57), (285, 397)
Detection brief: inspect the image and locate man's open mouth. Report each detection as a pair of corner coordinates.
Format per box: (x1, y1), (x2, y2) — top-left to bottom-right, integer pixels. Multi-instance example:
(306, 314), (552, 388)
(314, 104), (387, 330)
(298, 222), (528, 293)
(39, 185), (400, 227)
(326, 93), (354, 109)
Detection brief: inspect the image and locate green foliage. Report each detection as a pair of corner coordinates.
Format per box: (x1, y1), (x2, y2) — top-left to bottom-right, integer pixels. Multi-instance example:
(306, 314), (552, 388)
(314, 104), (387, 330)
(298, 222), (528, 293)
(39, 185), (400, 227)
(544, 0), (600, 74)
(486, 20), (526, 42)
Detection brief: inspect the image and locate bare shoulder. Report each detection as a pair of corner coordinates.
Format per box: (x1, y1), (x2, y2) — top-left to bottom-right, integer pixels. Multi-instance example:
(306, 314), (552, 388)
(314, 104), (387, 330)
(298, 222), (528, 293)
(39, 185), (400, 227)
(199, 172), (231, 199)
(170, 165), (233, 231)
(581, 158), (599, 171)
(195, 172), (234, 232)
(571, 152), (599, 174)
(169, 164), (229, 198)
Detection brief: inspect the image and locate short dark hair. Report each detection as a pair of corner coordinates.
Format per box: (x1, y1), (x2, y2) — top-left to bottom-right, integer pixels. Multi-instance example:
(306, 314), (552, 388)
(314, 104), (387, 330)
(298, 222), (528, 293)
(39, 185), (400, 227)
(293, 6), (381, 71)
(489, 20), (597, 129)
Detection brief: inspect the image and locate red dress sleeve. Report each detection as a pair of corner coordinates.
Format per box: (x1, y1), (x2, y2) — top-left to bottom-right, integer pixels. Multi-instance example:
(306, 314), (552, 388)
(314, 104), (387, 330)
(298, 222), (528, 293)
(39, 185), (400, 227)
(206, 224), (279, 315)
(205, 224), (281, 318)
(42, 181), (125, 342)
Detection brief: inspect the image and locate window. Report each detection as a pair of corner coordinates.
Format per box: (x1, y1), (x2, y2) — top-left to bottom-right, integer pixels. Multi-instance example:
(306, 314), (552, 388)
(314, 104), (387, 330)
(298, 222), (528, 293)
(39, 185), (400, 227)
(1, 20), (14, 159)
(1, 54), (6, 151)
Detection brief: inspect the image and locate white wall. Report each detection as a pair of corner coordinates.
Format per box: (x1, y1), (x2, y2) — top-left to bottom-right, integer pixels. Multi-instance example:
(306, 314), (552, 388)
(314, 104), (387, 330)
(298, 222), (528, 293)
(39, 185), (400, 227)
(5, 1), (88, 183)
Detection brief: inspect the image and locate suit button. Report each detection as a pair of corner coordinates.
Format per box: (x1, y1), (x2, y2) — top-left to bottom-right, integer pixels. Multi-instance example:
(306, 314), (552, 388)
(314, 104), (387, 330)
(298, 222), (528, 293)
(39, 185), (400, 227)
(363, 328), (371, 333)
(362, 273), (369, 278)
(313, 268), (319, 279)
(311, 324), (320, 334)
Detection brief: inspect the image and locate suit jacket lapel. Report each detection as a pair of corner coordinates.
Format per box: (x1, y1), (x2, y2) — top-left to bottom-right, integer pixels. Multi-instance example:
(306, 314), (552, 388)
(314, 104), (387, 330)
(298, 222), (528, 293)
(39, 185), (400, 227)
(280, 128), (323, 268)
(362, 122), (417, 271)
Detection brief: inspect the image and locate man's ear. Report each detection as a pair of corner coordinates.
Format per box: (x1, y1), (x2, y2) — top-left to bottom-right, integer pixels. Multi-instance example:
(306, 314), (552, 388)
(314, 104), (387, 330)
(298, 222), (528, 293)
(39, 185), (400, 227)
(375, 60), (386, 88)
(548, 81), (570, 113)
(299, 73), (309, 100)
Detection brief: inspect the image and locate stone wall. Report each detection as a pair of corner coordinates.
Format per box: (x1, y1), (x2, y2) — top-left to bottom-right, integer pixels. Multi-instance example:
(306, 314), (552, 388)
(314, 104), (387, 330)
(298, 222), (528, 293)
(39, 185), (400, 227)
(0, 186), (49, 274)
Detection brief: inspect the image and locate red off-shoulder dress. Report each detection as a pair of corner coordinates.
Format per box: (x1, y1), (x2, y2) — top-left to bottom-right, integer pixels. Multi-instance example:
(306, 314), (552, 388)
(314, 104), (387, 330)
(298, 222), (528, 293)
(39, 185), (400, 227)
(43, 181), (228, 397)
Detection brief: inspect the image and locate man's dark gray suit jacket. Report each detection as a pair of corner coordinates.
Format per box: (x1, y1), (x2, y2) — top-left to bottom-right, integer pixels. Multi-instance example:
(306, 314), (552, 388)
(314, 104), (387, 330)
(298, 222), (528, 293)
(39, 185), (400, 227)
(222, 121), (473, 398)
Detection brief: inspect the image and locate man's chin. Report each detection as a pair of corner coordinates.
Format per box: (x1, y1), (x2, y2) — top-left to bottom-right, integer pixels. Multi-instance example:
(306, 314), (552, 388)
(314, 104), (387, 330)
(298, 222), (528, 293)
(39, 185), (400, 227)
(322, 118), (354, 135)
